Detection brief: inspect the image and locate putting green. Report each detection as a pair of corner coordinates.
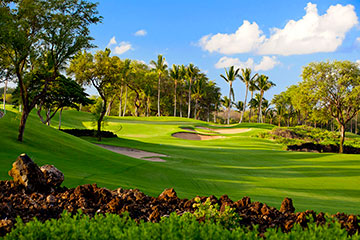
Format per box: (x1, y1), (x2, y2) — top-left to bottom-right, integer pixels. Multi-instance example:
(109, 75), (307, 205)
(1, 107), (360, 214)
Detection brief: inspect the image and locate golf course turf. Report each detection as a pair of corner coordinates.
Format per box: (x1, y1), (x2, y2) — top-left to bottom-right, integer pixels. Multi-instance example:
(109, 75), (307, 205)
(1, 107), (360, 214)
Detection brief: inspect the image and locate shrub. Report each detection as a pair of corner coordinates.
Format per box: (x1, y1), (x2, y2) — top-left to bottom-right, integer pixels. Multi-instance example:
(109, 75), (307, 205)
(60, 129), (117, 138)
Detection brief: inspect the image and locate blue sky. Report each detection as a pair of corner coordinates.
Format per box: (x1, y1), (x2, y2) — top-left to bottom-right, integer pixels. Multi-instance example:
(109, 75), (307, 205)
(9, 0), (360, 103)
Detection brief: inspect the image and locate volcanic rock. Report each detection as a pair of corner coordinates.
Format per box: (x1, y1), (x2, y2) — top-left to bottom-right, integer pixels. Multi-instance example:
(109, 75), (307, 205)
(40, 165), (64, 188)
(8, 153), (49, 192)
(280, 197), (295, 213)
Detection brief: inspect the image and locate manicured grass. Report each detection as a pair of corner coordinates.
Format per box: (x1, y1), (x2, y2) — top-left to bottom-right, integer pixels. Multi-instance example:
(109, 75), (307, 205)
(1, 107), (360, 214)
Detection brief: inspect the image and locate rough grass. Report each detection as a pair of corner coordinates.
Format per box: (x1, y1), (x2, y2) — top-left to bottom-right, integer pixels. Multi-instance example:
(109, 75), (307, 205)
(1, 107), (360, 214)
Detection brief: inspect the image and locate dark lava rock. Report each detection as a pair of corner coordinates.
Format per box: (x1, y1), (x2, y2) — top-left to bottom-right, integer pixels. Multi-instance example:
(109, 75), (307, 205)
(271, 128), (300, 139)
(287, 142), (360, 154)
(8, 153), (49, 193)
(40, 165), (64, 188)
(280, 197), (295, 213)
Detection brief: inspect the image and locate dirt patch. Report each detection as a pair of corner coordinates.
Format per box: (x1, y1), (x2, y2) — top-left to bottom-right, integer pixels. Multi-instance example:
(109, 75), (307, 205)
(172, 132), (224, 140)
(196, 127), (251, 134)
(96, 144), (167, 162)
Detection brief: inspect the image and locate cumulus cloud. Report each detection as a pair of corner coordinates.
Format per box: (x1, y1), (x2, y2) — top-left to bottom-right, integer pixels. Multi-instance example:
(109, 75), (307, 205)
(259, 3), (358, 55)
(254, 56), (280, 71)
(134, 29), (147, 36)
(200, 21), (265, 54)
(200, 3), (358, 56)
(356, 60), (360, 66)
(114, 42), (132, 55)
(107, 36), (117, 46)
(356, 37), (360, 43)
(215, 56), (279, 71)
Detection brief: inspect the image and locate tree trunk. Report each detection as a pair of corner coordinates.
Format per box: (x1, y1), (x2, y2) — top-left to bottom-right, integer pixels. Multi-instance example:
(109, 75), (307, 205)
(179, 97), (182, 118)
(97, 98), (107, 141)
(227, 84), (231, 125)
(3, 79), (7, 114)
(79, 104), (82, 112)
(119, 85), (123, 117)
(17, 110), (29, 142)
(146, 96), (150, 117)
(207, 107), (210, 122)
(157, 76), (161, 117)
(356, 113), (358, 135)
(174, 81), (177, 117)
(278, 116), (281, 127)
(187, 79), (192, 118)
(194, 99), (198, 120)
(258, 92), (263, 123)
(58, 107), (63, 130)
(123, 85), (128, 117)
(249, 91), (253, 123)
(46, 108), (51, 126)
(339, 124), (345, 153)
(240, 85), (248, 123)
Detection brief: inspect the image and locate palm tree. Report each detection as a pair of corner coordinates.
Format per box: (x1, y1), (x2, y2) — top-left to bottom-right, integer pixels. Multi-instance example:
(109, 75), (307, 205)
(186, 63), (199, 118)
(248, 78), (259, 122)
(150, 54), (167, 117)
(234, 101), (244, 121)
(220, 66), (239, 124)
(256, 75), (275, 123)
(238, 68), (257, 123)
(170, 64), (180, 117)
(192, 74), (207, 119)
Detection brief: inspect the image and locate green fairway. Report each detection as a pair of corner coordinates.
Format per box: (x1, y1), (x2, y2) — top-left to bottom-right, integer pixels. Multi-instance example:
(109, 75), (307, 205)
(1, 107), (360, 214)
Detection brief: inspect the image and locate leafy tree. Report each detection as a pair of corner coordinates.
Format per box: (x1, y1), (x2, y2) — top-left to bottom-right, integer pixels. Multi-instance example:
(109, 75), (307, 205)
(234, 101), (244, 115)
(238, 68), (257, 123)
(256, 75), (275, 123)
(34, 76), (92, 128)
(301, 60), (360, 153)
(68, 49), (117, 141)
(150, 55), (167, 117)
(192, 73), (207, 120)
(121, 59), (132, 117)
(0, 0), (100, 141)
(220, 66), (239, 124)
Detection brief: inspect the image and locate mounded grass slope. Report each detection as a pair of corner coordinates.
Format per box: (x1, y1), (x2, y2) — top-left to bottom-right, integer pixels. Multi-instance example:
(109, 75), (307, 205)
(1, 108), (360, 214)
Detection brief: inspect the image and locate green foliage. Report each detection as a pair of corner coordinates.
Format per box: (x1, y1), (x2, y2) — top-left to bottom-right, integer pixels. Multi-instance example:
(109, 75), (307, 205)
(258, 125), (360, 148)
(4, 211), (360, 240)
(193, 197), (242, 230)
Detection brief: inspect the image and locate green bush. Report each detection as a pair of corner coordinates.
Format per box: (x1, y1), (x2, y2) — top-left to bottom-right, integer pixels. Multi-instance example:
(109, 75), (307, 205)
(3, 210), (360, 240)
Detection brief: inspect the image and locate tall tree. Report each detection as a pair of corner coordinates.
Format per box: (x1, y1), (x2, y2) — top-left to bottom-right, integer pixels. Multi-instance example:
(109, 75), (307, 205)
(256, 75), (275, 123)
(238, 68), (257, 123)
(186, 63), (199, 118)
(170, 64), (180, 117)
(301, 60), (360, 153)
(68, 49), (116, 141)
(248, 78), (259, 123)
(121, 59), (131, 117)
(0, 0), (100, 141)
(220, 66), (239, 124)
(150, 55), (167, 117)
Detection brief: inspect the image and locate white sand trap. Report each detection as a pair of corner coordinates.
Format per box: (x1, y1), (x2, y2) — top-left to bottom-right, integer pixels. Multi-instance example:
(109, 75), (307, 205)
(214, 128), (251, 134)
(96, 144), (167, 162)
(172, 132), (224, 140)
(196, 126), (251, 134)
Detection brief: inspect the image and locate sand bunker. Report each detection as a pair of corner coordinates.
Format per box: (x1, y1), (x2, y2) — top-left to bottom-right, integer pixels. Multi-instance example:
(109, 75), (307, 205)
(196, 127), (251, 134)
(172, 132), (224, 140)
(96, 144), (167, 162)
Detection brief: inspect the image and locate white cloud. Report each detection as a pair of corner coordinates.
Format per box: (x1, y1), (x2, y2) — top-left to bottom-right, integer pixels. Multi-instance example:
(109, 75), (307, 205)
(259, 3), (358, 55)
(356, 37), (360, 43)
(199, 20), (265, 54)
(356, 60), (360, 66)
(200, 3), (358, 56)
(254, 56), (280, 71)
(114, 42), (132, 55)
(107, 36), (117, 46)
(215, 56), (279, 71)
(134, 29), (147, 36)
